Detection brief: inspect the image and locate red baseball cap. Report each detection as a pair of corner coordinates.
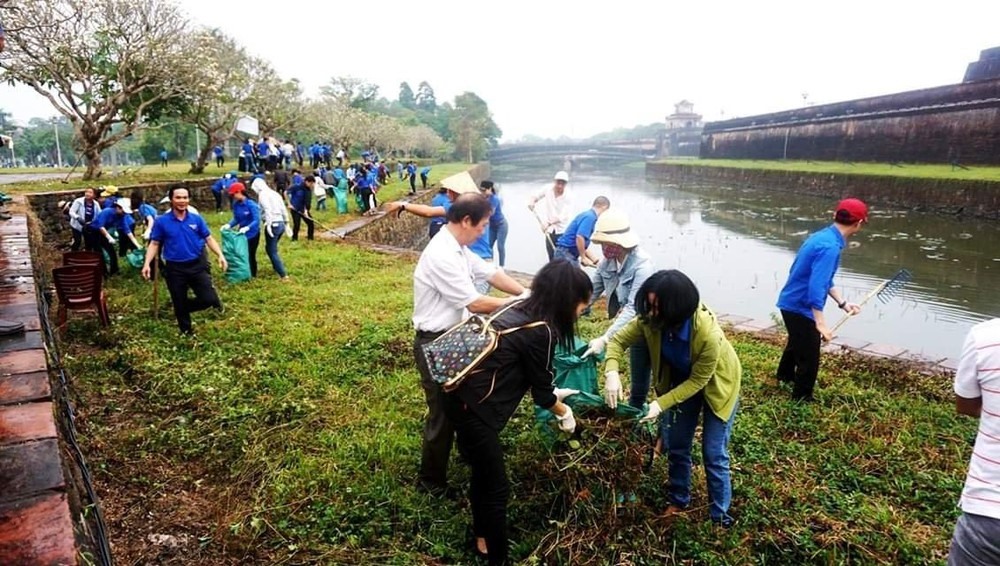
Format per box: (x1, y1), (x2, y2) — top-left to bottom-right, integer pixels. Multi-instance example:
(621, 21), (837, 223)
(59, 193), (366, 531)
(228, 182), (246, 196)
(835, 198), (868, 223)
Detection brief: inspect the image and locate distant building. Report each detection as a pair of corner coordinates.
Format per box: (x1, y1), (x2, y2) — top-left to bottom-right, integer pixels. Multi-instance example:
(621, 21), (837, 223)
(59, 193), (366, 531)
(660, 100), (703, 157)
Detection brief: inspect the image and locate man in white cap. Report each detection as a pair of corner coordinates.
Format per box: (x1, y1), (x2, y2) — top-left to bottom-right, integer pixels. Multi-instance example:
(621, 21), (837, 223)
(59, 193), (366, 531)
(87, 198), (141, 276)
(580, 209), (657, 409)
(528, 170), (574, 261)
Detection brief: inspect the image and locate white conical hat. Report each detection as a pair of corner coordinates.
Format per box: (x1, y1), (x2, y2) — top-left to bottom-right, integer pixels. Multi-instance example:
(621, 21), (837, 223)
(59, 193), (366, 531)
(440, 172), (479, 195)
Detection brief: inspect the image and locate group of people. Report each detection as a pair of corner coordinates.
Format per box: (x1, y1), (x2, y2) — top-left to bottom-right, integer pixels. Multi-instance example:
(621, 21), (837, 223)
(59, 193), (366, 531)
(402, 171), (910, 564)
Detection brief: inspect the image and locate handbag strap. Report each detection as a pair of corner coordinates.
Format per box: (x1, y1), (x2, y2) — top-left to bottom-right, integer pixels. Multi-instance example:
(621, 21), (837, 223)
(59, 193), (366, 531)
(484, 299), (524, 325)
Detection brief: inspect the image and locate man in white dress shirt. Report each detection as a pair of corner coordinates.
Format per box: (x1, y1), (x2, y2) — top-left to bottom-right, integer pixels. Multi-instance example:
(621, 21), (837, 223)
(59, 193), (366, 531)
(412, 190), (526, 498)
(528, 170), (574, 261)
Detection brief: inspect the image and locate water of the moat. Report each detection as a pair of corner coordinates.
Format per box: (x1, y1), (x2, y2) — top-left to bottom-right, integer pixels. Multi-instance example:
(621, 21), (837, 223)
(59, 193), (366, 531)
(490, 162), (1000, 360)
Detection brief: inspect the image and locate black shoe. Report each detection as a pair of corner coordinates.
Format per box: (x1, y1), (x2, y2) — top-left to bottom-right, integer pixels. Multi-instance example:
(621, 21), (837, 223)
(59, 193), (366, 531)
(791, 393), (816, 404)
(711, 515), (736, 528)
(417, 480), (461, 500)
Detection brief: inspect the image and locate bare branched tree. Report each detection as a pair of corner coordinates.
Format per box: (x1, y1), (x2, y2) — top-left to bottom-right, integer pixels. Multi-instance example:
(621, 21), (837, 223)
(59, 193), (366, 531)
(0, 0), (193, 179)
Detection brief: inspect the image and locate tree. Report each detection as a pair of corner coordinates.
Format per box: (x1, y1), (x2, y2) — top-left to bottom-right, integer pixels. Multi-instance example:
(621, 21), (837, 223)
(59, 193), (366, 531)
(0, 0), (195, 179)
(320, 76), (380, 110)
(402, 124), (445, 158)
(398, 82), (415, 109)
(448, 92), (502, 163)
(415, 81), (437, 111)
(178, 28), (267, 173)
(247, 73), (304, 139)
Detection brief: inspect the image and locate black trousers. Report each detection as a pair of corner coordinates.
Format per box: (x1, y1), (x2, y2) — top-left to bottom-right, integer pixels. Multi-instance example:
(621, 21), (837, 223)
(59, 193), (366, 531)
(544, 233), (563, 262)
(420, 173), (428, 189)
(414, 330), (452, 491)
(118, 235), (136, 258)
(213, 191), (223, 212)
(163, 255), (221, 334)
(247, 233), (259, 277)
(86, 230), (119, 276)
(409, 174), (417, 193)
(291, 210), (314, 240)
(71, 228), (84, 251)
(777, 309), (821, 399)
(216, 156), (225, 167)
(446, 396), (510, 566)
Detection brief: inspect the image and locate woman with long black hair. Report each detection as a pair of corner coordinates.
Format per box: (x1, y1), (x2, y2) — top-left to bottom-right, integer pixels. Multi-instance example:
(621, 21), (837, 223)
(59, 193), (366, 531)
(445, 260), (593, 564)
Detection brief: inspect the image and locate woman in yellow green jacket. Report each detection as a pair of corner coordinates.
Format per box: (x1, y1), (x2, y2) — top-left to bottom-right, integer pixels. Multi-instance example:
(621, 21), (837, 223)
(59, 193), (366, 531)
(604, 269), (741, 526)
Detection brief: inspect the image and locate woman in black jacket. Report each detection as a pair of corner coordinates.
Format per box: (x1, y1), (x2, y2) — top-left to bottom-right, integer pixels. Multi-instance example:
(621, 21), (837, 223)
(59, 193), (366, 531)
(445, 260), (593, 564)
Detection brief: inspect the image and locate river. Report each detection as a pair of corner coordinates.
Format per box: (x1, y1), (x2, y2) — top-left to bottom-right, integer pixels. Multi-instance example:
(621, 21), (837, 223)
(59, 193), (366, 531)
(490, 162), (1000, 360)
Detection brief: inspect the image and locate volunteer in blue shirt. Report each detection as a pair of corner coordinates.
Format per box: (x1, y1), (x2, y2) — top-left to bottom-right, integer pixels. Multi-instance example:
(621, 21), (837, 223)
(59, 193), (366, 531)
(211, 172), (236, 213)
(142, 185), (228, 335)
(776, 198), (867, 401)
(420, 166), (431, 190)
(427, 187), (451, 239)
(223, 182), (261, 277)
(213, 145), (225, 168)
(554, 196), (610, 267)
(88, 200), (140, 276)
(407, 161), (418, 194)
(288, 176), (316, 240)
(160, 149), (168, 167)
(241, 139), (256, 173)
(130, 191), (158, 241)
(479, 181), (509, 268)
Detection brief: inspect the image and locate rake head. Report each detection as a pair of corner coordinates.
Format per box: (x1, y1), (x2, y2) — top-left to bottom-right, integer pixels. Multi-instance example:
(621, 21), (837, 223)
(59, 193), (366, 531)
(876, 268), (913, 304)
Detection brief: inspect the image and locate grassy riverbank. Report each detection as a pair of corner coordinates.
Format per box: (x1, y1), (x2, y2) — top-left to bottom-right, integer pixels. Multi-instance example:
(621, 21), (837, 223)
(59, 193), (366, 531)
(658, 158), (1000, 182)
(45, 214), (974, 564)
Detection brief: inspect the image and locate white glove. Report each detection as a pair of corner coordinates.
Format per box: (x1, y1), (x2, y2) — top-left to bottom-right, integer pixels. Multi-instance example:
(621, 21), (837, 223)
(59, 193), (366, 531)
(639, 400), (662, 423)
(220, 224), (230, 231)
(106, 235), (116, 245)
(582, 336), (608, 359)
(555, 405), (576, 433)
(238, 226), (249, 234)
(604, 370), (623, 409)
(553, 388), (579, 402)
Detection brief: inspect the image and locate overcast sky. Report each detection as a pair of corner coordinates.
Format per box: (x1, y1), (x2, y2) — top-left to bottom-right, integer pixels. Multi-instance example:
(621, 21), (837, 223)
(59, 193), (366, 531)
(3, 0), (1000, 141)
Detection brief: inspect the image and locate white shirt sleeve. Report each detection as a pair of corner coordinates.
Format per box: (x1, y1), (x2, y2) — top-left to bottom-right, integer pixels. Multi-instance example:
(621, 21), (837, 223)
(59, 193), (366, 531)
(955, 330), (982, 399)
(467, 250), (499, 282)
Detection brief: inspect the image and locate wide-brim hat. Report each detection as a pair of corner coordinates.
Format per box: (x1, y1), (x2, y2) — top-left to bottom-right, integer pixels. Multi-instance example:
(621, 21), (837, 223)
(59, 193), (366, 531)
(441, 172), (479, 195)
(591, 209), (639, 249)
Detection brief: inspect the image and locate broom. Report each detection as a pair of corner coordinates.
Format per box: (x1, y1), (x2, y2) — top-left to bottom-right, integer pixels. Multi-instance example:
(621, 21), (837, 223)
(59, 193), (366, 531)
(830, 268), (913, 336)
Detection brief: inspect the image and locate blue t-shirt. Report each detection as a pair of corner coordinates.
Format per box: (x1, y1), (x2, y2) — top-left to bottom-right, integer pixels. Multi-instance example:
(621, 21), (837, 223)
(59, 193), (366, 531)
(777, 224), (845, 320)
(213, 146), (224, 157)
(138, 203), (157, 222)
(660, 318), (693, 383)
(488, 194), (505, 224)
(556, 209), (599, 257)
(421, 167), (431, 176)
(211, 177), (234, 194)
(407, 164), (417, 175)
(288, 184), (311, 211)
(89, 208), (133, 235)
(228, 199), (261, 239)
(159, 150), (168, 159)
(150, 211), (211, 262)
(242, 142), (254, 155)
(467, 224), (492, 260)
(430, 193), (451, 227)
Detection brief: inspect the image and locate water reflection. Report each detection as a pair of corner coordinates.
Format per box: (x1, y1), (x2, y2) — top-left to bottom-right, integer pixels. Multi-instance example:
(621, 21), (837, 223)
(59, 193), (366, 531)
(492, 164), (1000, 359)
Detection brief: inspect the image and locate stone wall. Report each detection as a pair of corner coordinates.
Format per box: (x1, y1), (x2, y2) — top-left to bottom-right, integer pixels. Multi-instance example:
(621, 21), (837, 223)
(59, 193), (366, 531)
(700, 78), (1000, 164)
(645, 162), (1000, 220)
(345, 163), (491, 248)
(25, 177), (222, 239)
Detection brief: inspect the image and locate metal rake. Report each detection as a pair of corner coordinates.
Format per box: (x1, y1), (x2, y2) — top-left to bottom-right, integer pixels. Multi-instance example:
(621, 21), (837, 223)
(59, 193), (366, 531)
(830, 269), (913, 335)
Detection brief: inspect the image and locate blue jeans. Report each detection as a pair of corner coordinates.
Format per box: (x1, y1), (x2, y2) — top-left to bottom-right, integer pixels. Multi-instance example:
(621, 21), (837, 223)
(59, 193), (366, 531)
(658, 392), (738, 522)
(489, 219), (508, 267)
(553, 246), (577, 263)
(316, 197), (327, 211)
(264, 222), (287, 277)
(628, 341), (652, 408)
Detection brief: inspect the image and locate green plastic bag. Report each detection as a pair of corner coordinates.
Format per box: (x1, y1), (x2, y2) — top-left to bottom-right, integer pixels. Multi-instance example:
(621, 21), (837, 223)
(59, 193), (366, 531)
(125, 248), (145, 269)
(334, 180), (349, 214)
(354, 191), (364, 212)
(221, 229), (251, 284)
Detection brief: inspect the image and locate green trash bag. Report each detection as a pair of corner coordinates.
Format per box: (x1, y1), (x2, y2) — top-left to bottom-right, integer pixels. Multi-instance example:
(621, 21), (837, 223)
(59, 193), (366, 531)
(534, 339), (645, 436)
(125, 248), (145, 269)
(334, 181), (349, 214)
(221, 229), (251, 284)
(354, 191), (364, 212)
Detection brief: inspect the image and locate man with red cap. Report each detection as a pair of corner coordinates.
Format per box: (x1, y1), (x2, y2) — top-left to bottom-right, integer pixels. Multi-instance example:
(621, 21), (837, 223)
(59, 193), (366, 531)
(776, 198), (868, 402)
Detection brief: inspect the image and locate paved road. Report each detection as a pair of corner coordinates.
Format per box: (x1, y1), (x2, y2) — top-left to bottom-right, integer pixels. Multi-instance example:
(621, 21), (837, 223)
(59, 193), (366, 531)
(0, 172), (80, 185)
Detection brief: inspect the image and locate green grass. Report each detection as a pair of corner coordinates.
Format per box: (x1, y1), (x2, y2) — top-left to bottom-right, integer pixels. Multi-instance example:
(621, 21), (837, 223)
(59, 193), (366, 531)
(657, 158), (1000, 182)
(51, 217), (972, 564)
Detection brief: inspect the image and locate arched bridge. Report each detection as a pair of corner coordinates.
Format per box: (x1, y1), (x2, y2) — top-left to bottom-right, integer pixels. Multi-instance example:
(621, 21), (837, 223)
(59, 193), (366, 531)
(488, 140), (659, 163)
